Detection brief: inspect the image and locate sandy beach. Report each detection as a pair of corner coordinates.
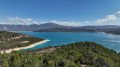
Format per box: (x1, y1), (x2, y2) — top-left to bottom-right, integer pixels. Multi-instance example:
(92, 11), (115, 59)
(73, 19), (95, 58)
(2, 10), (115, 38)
(0, 39), (50, 54)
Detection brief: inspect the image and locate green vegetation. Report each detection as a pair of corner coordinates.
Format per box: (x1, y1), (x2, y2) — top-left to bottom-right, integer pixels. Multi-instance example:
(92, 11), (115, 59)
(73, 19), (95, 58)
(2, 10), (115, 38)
(0, 41), (120, 67)
(0, 31), (44, 50)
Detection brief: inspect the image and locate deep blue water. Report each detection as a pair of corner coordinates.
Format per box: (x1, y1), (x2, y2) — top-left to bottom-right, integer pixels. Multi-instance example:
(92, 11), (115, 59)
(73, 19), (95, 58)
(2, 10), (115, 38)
(15, 31), (120, 52)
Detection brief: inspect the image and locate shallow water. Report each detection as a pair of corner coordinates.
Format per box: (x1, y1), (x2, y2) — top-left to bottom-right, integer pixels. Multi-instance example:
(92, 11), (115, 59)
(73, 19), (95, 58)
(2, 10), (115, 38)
(15, 31), (120, 52)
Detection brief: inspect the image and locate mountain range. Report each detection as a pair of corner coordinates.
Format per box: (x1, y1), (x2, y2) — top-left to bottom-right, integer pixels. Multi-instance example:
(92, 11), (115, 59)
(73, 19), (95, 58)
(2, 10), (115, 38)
(0, 23), (72, 31)
(1, 23), (120, 35)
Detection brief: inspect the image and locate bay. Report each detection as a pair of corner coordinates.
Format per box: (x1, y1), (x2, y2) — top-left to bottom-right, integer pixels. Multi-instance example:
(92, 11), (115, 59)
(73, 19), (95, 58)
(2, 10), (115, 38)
(15, 31), (120, 52)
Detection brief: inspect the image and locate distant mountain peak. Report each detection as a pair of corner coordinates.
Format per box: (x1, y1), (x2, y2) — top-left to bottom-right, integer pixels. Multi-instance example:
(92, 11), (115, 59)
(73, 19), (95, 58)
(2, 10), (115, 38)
(40, 22), (60, 25)
(0, 22), (72, 31)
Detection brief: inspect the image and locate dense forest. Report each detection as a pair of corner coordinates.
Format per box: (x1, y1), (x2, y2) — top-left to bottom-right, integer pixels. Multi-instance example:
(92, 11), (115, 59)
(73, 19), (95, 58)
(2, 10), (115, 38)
(0, 31), (44, 50)
(0, 41), (120, 67)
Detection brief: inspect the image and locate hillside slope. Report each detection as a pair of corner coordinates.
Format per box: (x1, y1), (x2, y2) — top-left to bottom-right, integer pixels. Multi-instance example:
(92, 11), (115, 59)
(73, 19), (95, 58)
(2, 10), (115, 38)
(34, 27), (97, 32)
(0, 31), (44, 50)
(0, 42), (120, 67)
(34, 27), (120, 35)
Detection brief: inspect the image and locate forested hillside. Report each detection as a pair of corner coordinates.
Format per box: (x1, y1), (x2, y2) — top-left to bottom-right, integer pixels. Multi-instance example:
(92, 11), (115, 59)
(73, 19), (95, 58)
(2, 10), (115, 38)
(0, 31), (44, 50)
(0, 41), (120, 67)
(34, 26), (120, 35)
(34, 28), (96, 32)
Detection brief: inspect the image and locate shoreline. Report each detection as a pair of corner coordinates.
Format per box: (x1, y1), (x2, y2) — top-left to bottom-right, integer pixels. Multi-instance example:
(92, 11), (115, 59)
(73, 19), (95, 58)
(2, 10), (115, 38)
(35, 31), (120, 35)
(102, 32), (119, 35)
(0, 39), (50, 54)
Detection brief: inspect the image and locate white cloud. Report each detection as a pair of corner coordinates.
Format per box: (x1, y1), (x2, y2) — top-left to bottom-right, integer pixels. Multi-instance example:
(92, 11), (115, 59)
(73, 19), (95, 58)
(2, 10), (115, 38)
(96, 15), (117, 23)
(4, 17), (89, 26)
(32, 21), (39, 24)
(115, 11), (120, 16)
(96, 11), (120, 23)
(50, 20), (82, 26)
(7, 17), (33, 25)
(0, 22), (6, 24)
(83, 21), (89, 23)
(40, 22), (49, 24)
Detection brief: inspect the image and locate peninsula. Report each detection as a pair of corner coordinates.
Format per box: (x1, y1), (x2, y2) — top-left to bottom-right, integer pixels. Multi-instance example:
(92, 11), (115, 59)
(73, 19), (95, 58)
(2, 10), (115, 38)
(0, 31), (49, 53)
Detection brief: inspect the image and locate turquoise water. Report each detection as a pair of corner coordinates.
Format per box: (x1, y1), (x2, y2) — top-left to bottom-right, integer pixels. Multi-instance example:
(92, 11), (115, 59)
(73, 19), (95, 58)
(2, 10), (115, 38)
(16, 31), (120, 52)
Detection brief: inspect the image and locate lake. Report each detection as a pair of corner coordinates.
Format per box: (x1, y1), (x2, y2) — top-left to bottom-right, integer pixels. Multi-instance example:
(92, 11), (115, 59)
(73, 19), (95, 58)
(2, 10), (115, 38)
(15, 31), (120, 52)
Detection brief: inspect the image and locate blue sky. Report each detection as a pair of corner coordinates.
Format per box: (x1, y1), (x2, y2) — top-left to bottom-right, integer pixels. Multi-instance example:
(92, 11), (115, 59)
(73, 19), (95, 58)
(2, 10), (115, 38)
(0, 0), (120, 26)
